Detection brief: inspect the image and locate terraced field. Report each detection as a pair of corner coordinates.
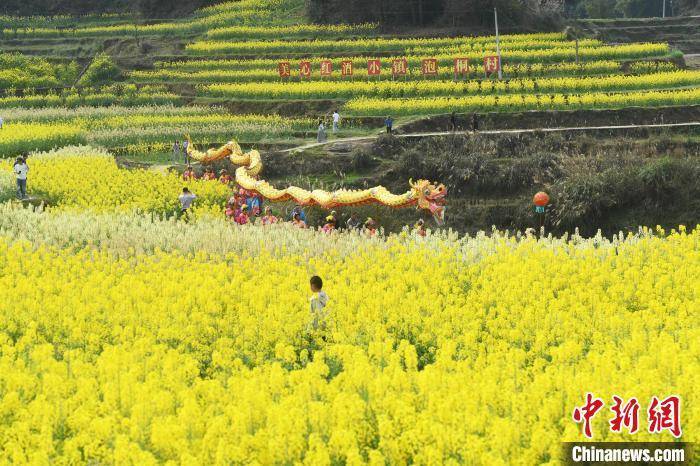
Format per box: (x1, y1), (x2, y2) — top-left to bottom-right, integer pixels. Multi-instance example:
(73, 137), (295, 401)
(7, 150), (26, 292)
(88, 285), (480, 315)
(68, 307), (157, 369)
(1, 0), (698, 161)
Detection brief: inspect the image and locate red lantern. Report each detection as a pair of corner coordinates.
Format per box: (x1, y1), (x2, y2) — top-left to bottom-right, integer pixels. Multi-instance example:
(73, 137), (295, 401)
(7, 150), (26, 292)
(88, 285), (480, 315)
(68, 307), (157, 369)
(533, 191), (549, 207)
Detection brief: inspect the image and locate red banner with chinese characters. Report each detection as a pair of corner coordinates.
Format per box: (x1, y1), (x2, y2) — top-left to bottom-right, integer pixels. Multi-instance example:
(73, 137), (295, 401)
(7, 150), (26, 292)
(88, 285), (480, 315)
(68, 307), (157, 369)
(278, 62), (291, 78)
(367, 59), (382, 76)
(320, 60), (333, 76)
(299, 61), (311, 79)
(454, 57), (469, 75)
(391, 58), (407, 76)
(341, 60), (353, 77)
(421, 58), (438, 76)
(483, 55), (500, 74)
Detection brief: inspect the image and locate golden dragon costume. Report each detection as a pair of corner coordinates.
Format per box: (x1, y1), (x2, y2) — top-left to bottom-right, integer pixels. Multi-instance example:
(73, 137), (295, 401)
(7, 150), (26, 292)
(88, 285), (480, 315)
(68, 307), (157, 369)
(186, 138), (447, 223)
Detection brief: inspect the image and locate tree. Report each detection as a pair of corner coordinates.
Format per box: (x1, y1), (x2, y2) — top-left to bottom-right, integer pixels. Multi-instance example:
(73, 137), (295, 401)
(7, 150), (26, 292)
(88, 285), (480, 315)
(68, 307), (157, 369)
(582, 0), (620, 17)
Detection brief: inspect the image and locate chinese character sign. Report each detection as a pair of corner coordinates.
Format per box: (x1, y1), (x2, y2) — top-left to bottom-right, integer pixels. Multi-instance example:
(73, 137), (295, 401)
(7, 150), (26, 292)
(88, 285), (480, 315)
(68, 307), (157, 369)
(421, 58), (438, 76)
(367, 59), (381, 76)
(299, 61), (311, 79)
(320, 60), (333, 76)
(454, 57), (469, 75)
(648, 395), (682, 438)
(341, 60), (353, 77)
(392, 58), (407, 76)
(572, 393), (605, 438)
(278, 62), (291, 78)
(572, 394), (682, 439)
(483, 55), (500, 74)
(609, 396), (640, 434)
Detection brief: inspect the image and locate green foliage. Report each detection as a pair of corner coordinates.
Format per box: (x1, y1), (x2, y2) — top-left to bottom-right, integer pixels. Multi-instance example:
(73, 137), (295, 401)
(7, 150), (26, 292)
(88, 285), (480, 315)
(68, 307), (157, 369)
(581, 0), (621, 17)
(77, 53), (122, 87)
(0, 53), (78, 90)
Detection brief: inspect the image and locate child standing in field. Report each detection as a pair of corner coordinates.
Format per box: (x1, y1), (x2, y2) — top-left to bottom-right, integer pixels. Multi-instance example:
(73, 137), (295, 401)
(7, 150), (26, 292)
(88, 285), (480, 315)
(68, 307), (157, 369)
(13, 157), (29, 200)
(309, 276), (329, 331)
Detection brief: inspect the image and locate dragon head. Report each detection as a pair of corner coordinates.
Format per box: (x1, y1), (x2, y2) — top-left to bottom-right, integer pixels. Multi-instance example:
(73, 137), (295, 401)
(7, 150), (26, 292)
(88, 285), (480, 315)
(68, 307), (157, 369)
(410, 179), (447, 225)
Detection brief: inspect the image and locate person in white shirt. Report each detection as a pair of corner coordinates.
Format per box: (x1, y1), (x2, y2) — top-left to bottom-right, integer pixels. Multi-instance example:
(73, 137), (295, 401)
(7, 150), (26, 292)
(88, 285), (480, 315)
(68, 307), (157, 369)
(0, 116), (4, 129)
(332, 110), (340, 133)
(309, 275), (330, 331)
(178, 187), (196, 220)
(13, 157), (29, 199)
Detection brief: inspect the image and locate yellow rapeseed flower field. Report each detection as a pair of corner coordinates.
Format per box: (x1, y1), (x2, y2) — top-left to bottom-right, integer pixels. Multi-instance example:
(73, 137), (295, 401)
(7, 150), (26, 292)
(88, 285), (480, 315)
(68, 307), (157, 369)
(0, 147), (229, 214)
(0, 206), (697, 464)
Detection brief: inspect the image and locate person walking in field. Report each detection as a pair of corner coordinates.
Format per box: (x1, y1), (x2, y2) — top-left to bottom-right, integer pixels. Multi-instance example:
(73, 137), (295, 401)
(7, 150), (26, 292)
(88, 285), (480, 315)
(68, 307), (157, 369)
(178, 187), (196, 220)
(471, 113), (479, 132)
(309, 275), (329, 331)
(172, 140), (180, 163)
(450, 111), (457, 132)
(385, 116), (393, 134)
(332, 110), (340, 133)
(182, 139), (190, 165)
(13, 157), (29, 200)
(317, 120), (327, 143)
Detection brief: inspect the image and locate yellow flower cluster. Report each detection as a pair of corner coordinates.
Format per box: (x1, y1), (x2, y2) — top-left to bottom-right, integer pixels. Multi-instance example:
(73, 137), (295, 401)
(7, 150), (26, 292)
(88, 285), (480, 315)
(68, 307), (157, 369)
(186, 38), (668, 63)
(199, 69), (700, 100)
(344, 87), (700, 116)
(0, 122), (83, 156)
(141, 60), (674, 84)
(0, 216), (696, 464)
(0, 147), (229, 214)
(2, 110), (313, 157)
(206, 23), (378, 40)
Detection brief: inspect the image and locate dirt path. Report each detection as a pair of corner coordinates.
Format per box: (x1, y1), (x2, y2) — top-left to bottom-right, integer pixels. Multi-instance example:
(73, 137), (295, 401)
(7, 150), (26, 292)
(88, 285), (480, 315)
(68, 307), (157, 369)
(282, 121), (700, 154)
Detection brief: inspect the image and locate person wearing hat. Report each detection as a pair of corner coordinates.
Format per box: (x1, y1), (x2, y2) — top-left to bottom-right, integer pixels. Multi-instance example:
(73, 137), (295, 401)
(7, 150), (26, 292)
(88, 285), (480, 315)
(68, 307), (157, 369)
(414, 218), (427, 237)
(329, 210), (341, 230)
(235, 204), (249, 225)
(321, 215), (335, 233)
(290, 205), (307, 223)
(218, 169), (232, 184)
(364, 217), (378, 236)
(291, 212), (307, 229)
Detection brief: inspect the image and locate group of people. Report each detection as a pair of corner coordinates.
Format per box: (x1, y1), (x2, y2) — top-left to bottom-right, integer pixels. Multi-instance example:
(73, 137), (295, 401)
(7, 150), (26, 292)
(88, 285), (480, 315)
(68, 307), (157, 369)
(316, 110), (341, 143)
(172, 139), (190, 165)
(182, 165), (233, 184)
(225, 188), (265, 225)
(175, 183), (433, 237)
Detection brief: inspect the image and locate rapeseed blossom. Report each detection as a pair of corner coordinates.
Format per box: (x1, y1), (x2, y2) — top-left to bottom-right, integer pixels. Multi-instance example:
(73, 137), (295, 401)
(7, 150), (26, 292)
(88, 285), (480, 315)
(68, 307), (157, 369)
(0, 209), (697, 464)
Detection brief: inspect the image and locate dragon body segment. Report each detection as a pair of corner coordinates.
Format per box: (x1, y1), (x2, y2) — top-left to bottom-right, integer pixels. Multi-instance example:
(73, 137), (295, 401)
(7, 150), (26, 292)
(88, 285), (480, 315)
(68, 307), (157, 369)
(186, 139), (446, 221)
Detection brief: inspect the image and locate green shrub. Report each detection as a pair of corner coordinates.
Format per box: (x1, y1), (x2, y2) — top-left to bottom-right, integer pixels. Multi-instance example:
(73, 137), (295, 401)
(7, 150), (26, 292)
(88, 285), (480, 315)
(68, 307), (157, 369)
(78, 53), (122, 87)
